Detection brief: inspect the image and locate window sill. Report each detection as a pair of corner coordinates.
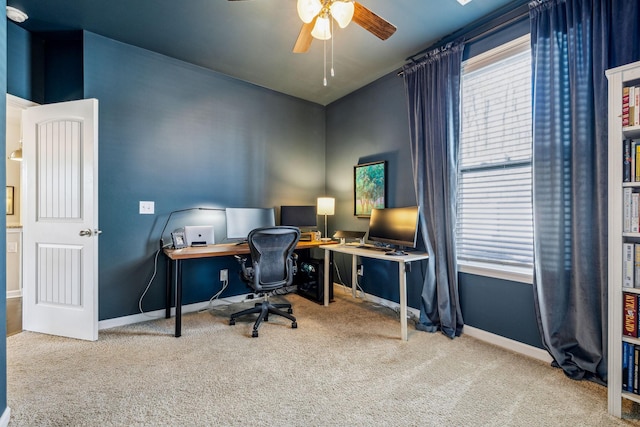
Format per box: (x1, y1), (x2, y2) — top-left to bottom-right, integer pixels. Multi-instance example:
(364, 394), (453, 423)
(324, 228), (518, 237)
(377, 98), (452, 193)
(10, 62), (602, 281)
(458, 261), (533, 284)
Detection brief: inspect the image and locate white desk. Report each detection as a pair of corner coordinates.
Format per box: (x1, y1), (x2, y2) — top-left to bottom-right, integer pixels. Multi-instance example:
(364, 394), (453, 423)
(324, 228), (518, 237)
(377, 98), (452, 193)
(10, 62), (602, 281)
(320, 244), (429, 341)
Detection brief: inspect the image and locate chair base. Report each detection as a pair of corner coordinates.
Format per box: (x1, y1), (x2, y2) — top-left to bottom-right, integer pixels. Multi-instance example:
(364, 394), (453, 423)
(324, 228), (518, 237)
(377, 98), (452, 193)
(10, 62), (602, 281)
(229, 299), (297, 338)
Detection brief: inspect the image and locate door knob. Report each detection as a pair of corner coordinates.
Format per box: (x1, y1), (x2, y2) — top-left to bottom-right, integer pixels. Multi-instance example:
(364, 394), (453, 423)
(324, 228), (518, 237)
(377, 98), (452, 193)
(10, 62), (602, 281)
(79, 229), (102, 237)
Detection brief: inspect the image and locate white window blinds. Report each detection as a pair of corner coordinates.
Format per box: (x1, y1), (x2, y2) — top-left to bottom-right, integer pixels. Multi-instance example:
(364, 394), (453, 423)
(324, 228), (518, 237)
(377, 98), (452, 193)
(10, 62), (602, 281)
(457, 35), (533, 270)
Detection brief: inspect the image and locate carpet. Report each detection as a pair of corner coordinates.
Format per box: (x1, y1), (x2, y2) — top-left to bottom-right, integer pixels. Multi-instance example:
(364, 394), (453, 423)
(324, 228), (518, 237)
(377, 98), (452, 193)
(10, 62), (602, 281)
(6, 292), (640, 426)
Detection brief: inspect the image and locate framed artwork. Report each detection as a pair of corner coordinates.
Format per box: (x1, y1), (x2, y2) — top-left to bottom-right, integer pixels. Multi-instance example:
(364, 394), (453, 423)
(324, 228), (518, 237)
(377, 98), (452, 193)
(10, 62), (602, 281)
(6, 186), (14, 215)
(354, 161), (386, 217)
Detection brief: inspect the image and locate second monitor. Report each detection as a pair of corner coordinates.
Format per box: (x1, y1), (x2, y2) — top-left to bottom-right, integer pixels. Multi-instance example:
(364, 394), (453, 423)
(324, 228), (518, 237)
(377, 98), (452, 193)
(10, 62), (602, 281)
(225, 207), (276, 242)
(280, 205), (317, 230)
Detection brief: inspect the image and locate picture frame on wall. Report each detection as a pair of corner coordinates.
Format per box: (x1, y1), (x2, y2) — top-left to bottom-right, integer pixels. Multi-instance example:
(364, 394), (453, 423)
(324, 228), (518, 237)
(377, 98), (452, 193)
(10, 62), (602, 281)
(6, 186), (14, 215)
(354, 161), (386, 217)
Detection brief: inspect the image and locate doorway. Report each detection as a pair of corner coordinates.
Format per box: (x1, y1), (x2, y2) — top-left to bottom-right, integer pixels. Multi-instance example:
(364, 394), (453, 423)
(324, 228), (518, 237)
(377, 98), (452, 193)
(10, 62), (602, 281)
(6, 94), (37, 337)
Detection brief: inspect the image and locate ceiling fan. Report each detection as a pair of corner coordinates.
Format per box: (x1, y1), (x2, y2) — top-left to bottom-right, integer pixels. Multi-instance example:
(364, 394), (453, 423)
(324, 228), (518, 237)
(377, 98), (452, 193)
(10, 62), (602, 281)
(229, 0), (397, 53)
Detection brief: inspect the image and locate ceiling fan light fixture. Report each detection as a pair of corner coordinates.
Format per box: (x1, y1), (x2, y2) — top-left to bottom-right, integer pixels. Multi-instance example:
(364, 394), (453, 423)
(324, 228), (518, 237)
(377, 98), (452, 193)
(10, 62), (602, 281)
(6, 6), (28, 23)
(297, 0), (322, 24)
(330, 1), (354, 29)
(311, 15), (332, 40)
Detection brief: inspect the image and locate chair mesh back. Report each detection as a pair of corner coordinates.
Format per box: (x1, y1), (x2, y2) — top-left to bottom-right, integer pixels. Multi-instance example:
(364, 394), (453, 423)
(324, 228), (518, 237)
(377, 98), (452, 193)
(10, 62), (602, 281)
(248, 227), (301, 291)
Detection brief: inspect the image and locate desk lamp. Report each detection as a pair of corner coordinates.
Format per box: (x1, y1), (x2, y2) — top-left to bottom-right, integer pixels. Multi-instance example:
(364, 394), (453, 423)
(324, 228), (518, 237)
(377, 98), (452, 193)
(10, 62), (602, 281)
(317, 197), (335, 241)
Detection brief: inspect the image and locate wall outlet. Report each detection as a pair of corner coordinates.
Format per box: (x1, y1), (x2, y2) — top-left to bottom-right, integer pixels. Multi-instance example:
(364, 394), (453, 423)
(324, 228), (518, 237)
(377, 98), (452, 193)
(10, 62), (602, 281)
(139, 201), (155, 215)
(220, 269), (228, 282)
(357, 264), (364, 276)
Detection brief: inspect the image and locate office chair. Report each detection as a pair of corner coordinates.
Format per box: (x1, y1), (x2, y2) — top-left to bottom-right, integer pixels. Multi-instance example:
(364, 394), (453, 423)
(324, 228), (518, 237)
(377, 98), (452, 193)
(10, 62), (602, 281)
(229, 226), (301, 337)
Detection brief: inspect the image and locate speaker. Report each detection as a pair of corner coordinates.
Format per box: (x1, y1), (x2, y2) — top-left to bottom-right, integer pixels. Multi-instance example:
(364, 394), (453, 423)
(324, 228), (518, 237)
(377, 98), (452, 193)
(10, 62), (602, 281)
(295, 259), (333, 304)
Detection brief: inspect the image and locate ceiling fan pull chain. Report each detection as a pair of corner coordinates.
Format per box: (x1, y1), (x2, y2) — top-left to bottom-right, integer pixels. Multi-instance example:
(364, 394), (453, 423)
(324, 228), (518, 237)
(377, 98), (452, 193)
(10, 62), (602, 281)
(323, 39), (328, 86)
(330, 15), (335, 78)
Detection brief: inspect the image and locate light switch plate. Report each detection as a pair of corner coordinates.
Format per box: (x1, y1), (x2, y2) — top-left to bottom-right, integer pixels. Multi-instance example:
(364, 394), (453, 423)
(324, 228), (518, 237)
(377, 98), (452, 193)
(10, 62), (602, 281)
(7, 242), (17, 253)
(139, 201), (155, 215)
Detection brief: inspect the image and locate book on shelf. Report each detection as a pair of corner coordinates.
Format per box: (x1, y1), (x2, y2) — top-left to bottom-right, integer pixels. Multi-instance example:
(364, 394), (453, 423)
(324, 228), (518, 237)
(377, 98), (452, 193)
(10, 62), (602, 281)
(621, 139), (640, 183)
(635, 244), (640, 288)
(623, 292), (638, 337)
(635, 145), (640, 181)
(633, 140), (638, 181)
(624, 188), (632, 233)
(633, 193), (639, 233)
(625, 139), (632, 182)
(631, 86), (636, 127)
(623, 341), (639, 394)
(623, 85), (640, 127)
(624, 86), (630, 127)
(631, 345), (640, 394)
(635, 86), (639, 127)
(625, 243), (635, 287)
(624, 341), (631, 391)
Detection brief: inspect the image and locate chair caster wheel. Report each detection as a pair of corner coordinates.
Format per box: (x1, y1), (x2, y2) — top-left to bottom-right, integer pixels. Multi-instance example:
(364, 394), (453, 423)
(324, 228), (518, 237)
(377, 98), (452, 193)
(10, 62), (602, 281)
(292, 321), (297, 329)
(252, 330), (259, 338)
(287, 308), (293, 314)
(229, 319), (236, 326)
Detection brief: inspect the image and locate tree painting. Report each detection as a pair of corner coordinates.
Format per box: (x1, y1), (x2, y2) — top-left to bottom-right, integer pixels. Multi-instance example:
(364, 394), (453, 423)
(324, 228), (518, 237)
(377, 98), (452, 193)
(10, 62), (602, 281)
(354, 161), (385, 216)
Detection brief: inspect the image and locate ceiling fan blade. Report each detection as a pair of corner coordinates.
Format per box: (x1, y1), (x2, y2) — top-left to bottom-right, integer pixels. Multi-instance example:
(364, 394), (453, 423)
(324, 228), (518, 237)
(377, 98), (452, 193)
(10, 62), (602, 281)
(352, 1), (397, 41)
(293, 18), (315, 53)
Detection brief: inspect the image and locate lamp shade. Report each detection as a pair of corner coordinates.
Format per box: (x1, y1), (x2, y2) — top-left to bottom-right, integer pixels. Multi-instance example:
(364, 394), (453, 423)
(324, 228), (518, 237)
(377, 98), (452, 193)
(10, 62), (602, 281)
(311, 15), (332, 40)
(297, 0), (322, 23)
(317, 197), (335, 215)
(330, 1), (354, 28)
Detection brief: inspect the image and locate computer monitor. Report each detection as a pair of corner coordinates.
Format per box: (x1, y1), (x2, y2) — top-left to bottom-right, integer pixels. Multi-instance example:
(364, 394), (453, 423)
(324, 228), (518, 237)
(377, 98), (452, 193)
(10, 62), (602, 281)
(367, 206), (419, 255)
(280, 205), (317, 229)
(225, 207), (276, 241)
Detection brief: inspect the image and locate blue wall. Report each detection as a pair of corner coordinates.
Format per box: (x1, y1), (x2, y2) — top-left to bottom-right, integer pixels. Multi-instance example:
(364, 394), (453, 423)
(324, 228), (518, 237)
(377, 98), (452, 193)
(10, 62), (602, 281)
(7, 23), (32, 101)
(82, 32), (327, 320)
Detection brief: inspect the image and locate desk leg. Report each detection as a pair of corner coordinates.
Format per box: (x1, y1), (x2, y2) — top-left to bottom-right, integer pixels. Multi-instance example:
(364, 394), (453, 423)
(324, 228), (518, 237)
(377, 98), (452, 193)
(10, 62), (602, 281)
(351, 254), (358, 298)
(323, 249), (330, 306)
(165, 256), (172, 319)
(399, 262), (408, 341)
(175, 259), (182, 338)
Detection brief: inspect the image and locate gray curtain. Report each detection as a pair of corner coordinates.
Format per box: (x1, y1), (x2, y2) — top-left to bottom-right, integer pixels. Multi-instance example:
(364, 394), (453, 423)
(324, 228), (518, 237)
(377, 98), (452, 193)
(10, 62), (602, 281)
(530, 0), (640, 382)
(401, 42), (464, 338)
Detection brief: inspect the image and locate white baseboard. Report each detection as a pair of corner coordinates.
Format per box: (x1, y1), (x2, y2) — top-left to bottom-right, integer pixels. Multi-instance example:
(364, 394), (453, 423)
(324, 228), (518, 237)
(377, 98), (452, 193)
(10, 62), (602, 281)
(334, 284), (551, 363)
(98, 288), (551, 365)
(6, 290), (21, 299)
(0, 407), (11, 427)
(463, 324), (553, 364)
(98, 294), (251, 330)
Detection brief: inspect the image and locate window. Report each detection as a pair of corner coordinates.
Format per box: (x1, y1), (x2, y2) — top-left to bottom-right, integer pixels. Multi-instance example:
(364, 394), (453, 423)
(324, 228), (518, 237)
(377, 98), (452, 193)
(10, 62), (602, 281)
(457, 35), (533, 277)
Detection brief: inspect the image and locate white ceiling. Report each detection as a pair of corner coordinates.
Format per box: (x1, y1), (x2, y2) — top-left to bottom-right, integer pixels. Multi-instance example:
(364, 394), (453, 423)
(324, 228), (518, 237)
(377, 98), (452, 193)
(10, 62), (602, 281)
(8, 0), (526, 105)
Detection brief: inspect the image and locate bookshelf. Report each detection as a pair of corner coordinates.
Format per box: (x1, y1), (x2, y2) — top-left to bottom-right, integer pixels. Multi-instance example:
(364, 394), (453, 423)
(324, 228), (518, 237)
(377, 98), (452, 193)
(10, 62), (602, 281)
(607, 61), (640, 418)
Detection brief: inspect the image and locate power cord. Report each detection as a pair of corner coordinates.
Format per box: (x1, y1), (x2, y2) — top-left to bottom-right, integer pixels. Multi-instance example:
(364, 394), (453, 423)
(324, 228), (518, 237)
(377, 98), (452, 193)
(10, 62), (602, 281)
(332, 261), (367, 301)
(138, 245), (171, 318)
(333, 259), (421, 324)
(198, 279), (230, 313)
(139, 243), (230, 317)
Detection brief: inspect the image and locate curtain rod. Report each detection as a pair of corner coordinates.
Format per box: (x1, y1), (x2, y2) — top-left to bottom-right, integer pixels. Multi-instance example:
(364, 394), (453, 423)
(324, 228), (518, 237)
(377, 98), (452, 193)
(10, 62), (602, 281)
(397, 1), (529, 76)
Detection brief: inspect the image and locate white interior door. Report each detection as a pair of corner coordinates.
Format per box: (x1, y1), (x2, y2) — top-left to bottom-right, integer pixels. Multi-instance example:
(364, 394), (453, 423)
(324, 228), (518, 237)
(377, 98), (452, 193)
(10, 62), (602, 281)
(22, 99), (99, 341)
